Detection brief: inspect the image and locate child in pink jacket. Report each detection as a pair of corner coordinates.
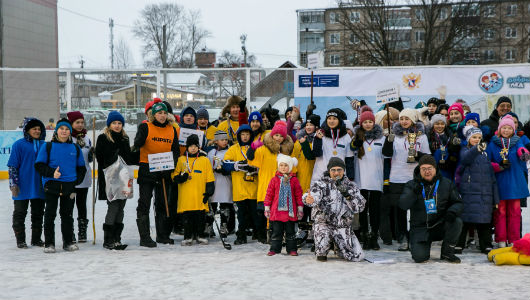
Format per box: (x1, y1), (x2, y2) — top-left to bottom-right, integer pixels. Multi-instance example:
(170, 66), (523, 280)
(264, 154), (304, 256)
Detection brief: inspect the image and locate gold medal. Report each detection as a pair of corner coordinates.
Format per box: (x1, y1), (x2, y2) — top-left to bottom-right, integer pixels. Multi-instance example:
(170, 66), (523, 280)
(333, 150), (338, 155)
(367, 147), (372, 152)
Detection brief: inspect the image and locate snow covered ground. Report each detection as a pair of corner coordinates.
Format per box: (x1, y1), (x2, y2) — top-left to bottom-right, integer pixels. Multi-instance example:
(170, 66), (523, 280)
(1, 180), (529, 300)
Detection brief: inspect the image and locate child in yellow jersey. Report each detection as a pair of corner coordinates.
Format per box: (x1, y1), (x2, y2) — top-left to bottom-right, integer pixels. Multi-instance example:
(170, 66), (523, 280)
(172, 134), (215, 246)
(222, 125), (259, 245)
(247, 120), (295, 243)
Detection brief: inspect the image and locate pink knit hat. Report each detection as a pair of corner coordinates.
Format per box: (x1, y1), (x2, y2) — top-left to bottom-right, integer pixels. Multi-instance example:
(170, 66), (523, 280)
(498, 115), (516, 133)
(448, 103), (464, 118)
(360, 111), (375, 124)
(270, 120), (287, 138)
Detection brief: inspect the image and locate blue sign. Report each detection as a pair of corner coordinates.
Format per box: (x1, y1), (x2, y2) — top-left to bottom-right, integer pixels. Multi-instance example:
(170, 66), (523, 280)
(299, 75), (339, 88)
(0, 131), (23, 171)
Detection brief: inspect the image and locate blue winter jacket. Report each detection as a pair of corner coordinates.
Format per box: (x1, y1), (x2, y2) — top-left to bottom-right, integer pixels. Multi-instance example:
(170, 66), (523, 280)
(7, 118), (46, 200)
(486, 135), (530, 200)
(458, 145), (499, 223)
(34, 141), (86, 186)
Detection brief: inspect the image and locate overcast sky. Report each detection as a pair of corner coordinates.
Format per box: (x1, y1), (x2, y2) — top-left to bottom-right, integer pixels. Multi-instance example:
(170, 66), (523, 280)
(58, 0), (336, 69)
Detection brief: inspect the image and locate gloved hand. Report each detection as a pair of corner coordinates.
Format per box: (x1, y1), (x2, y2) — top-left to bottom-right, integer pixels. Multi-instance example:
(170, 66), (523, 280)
(297, 207), (304, 220)
(202, 193), (209, 204)
(239, 99), (247, 112)
(251, 139), (263, 150)
(234, 161), (248, 172)
(336, 184), (350, 199)
(521, 152), (530, 162)
(88, 147), (94, 163)
(477, 142), (487, 152)
(264, 207), (271, 219)
(173, 172), (189, 184)
(10, 185), (20, 197)
(445, 210), (457, 223)
(352, 138), (363, 148)
(500, 160), (511, 169)
(306, 102), (316, 117)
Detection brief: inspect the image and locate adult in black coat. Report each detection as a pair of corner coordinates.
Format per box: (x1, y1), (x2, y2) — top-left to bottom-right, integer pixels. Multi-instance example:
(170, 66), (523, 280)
(480, 96), (512, 142)
(399, 155), (463, 263)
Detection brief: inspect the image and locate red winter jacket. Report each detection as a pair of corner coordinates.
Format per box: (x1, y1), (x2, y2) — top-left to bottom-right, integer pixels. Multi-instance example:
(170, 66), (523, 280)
(264, 172), (304, 222)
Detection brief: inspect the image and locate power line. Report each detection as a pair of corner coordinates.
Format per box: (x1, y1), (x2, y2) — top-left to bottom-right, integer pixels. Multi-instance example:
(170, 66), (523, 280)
(58, 5), (133, 29)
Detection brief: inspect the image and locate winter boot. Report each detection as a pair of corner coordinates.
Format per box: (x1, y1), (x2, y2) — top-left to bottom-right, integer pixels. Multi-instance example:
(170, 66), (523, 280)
(317, 256), (327, 262)
(43, 245), (56, 253)
(103, 224), (115, 250)
(113, 223), (128, 250)
(219, 222), (229, 238)
(360, 231), (370, 250)
(440, 243), (461, 263)
(234, 231), (247, 245)
(31, 227), (44, 247)
(13, 228), (28, 249)
(77, 218), (88, 243)
(63, 243), (79, 251)
(181, 239), (193, 246)
(197, 237), (209, 245)
(296, 229), (309, 248)
(155, 216), (174, 245)
(369, 233), (381, 251)
(136, 216), (157, 248)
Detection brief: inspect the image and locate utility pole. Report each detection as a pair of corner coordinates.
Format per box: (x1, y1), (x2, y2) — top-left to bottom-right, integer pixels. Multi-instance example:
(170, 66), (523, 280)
(240, 34), (247, 67)
(109, 18), (114, 69)
(162, 24), (168, 102)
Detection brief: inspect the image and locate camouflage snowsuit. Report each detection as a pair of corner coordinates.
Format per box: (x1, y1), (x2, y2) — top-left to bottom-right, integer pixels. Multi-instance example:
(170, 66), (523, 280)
(303, 174), (366, 261)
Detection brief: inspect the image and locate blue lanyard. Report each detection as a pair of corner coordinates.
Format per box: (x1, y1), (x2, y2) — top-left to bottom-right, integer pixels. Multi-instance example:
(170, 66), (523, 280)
(421, 180), (439, 200)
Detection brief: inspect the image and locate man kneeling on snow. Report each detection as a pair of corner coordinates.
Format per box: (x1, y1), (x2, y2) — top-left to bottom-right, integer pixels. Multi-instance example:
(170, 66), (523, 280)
(399, 155), (463, 263)
(303, 158), (366, 262)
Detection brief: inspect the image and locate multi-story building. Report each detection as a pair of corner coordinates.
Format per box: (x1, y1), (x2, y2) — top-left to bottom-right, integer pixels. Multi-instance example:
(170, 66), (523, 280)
(297, 0), (530, 67)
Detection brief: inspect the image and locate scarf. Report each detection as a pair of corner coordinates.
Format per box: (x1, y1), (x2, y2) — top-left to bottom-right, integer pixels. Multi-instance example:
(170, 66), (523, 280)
(72, 129), (87, 147)
(277, 174), (294, 217)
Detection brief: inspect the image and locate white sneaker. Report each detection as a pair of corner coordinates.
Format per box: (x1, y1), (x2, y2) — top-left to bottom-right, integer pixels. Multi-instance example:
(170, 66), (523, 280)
(181, 239), (193, 246)
(197, 237), (209, 245)
(63, 244), (79, 252)
(497, 241), (507, 248)
(43, 246), (56, 253)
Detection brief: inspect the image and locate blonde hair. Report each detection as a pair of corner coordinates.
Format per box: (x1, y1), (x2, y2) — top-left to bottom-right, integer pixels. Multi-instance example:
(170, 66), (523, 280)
(104, 127), (128, 143)
(148, 109), (174, 125)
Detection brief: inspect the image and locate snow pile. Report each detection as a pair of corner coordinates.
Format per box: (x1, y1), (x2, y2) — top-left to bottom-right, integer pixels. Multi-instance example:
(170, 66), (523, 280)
(0, 181), (529, 300)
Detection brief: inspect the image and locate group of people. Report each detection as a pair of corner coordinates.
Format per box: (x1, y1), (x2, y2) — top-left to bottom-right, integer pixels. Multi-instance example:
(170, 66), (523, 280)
(7, 94), (530, 263)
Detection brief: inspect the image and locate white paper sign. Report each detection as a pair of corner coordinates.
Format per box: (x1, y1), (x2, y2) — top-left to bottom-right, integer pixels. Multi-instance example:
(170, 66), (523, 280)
(178, 128), (204, 148)
(376, 84), (400, 104)
(148, 152), (175, 172)
(307, 51), (324, 70)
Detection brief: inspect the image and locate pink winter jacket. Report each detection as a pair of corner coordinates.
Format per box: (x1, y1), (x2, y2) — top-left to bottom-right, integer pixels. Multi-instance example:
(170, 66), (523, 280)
(264, 172), (304, 222)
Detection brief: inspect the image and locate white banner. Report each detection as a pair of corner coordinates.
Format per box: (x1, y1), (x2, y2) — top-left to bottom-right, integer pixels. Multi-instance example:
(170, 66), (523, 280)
(148, 152), (175, 172)
(178, 128), (204, 148)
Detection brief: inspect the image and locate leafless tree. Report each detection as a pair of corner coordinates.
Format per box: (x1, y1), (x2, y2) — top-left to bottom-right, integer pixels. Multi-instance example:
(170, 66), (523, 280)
(336, 0), (481, 66)
(114, 37), (134, 69)
(214, 50), (259, 97)
(132, 3), (210, 68)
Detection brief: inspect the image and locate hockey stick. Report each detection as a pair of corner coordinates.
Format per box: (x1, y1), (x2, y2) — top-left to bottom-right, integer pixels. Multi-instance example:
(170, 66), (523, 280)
(208, 203), (232, 250)
(92, 117), (96, 244)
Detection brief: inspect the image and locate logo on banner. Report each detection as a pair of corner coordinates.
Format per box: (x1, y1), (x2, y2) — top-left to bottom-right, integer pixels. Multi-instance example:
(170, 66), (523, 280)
(478, 70), (503, 93)
(506, 75), (530, 89)
(402, 73), (421, 90)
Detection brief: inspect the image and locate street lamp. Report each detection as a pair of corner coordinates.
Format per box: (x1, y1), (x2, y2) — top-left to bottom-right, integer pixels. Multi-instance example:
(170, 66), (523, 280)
(240, 34), (247, 67)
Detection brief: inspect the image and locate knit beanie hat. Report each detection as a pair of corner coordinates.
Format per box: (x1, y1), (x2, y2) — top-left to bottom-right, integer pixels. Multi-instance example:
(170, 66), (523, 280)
(360, 105), (373, 114)
(427, 97), (439, 106)
(360, 111), (375, 124)
(464, 112), (480, 125)
(55, 118), (72, 133)
(162, 101), (174, 115)
(326, 108), (342, 121)
(463, 125), (482, 142)
(448, 103), (464, 117)
(186, 134), (200, 148)
(374, 107), (399, 127)
(248, 111), (263, 124)
(399, 108), (418, 124)
(285, 107), (294, 117)
(496, 96), (512, 108)
(197, 107), (209, 120)
(67, 111), (84, 124)
(145, 98), (162, 114)
(152, 102), (168, 115)
(107, 111), (125, 127)
(327, 157), (346, 172)
(214, 130), (228, 141)
(270, 120), (287, 138)
(430, 114), (447, 127)
(418, 155), (436, 168)
(498, 115), (516, 133)
(306, 114), (321, 127)
(277, 153), (297, 173)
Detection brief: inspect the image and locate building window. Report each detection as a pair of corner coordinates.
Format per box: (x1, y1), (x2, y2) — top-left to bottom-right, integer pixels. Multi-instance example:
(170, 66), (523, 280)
(369, 32), (379, 43)
(330, 12), (338, 24)
(300, 53), (307, 66)
(350, 11), (360, 23)
(452, 3), (479, 17)
(506, 4), (517, 16)
(439, 8), (448, 19)
(505, 49), (516, 61)
(329, 54), (340, 65)
(301, 12), (323, 23)
(439, 30), (446, 41)
(484, 28), (495, 40)
(415, 9), (425, 20)
(349, 33), (360, 44)
(415, 53), (423, 64)
(330, 33), (340, 44)
(484, 5), (496, 17)
(505, 27), (517, 38)
(484, 49), (495, 61)
(415, 30), (425, 42)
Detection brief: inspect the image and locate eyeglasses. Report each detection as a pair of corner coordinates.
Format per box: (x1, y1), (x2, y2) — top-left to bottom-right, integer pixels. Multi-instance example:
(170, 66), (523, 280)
(420, 166), (435, 172)
(329, 168), (344, 173)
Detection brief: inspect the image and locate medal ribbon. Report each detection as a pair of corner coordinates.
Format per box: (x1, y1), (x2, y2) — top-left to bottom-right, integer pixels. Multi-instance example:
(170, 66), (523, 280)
(330, 129), (340, 149)
(186, 152), (199, 174)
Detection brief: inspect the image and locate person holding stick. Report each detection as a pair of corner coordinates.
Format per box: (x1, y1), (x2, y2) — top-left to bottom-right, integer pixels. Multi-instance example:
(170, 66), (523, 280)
(133, 102), (179, 247)
(172, 134), (215, 246)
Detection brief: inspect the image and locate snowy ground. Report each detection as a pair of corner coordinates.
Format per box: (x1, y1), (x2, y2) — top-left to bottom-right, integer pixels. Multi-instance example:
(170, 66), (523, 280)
(1, 180), (529, 300)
